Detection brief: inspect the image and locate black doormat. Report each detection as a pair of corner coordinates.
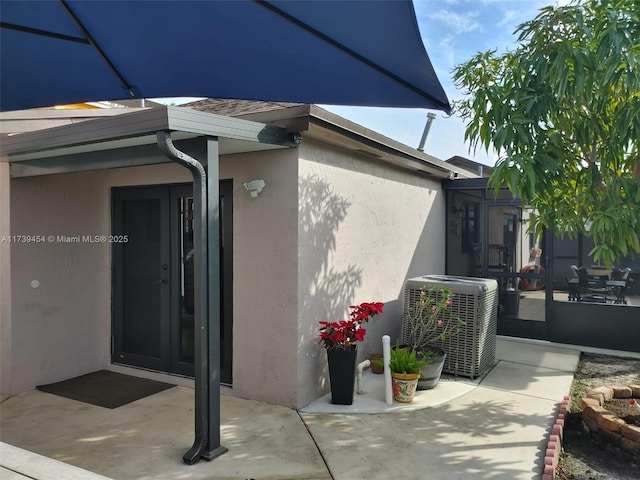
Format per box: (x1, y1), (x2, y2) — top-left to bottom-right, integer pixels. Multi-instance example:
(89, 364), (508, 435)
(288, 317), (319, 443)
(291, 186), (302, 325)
(37, 370), (175, 409)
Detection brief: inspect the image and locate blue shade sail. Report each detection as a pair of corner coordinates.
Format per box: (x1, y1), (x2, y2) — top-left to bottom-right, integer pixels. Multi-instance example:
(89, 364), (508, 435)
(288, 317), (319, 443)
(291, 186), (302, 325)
(0, 0), (450, 113)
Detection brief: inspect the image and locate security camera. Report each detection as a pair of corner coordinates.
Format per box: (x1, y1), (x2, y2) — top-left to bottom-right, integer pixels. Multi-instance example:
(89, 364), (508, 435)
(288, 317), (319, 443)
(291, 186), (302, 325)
(243, 179), (266, 199)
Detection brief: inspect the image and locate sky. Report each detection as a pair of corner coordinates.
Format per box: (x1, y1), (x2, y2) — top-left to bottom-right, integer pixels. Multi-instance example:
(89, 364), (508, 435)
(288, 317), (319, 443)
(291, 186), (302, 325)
(158, 0), (565, 167)
(319, 0), (570, 166)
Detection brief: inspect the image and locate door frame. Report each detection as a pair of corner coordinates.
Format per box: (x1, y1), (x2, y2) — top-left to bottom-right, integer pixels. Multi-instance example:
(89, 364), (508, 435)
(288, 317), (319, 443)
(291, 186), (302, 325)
(111, 181), (233, 384)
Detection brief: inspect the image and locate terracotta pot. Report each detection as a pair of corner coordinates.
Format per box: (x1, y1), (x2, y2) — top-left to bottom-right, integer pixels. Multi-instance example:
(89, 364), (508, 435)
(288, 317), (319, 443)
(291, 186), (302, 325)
(368, 353), (384, 374)
(391, 372), (420, 403)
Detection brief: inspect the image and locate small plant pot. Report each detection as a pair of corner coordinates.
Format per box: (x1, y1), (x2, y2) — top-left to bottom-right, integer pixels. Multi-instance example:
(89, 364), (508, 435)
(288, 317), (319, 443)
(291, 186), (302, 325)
(391, 372), (420, 403)
(368, 354), (384, 374)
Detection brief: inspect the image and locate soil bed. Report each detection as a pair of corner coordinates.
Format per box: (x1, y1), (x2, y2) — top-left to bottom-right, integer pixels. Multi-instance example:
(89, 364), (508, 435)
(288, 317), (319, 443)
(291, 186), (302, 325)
(558, 352), (640, 480)
(602, 398), (640, 426)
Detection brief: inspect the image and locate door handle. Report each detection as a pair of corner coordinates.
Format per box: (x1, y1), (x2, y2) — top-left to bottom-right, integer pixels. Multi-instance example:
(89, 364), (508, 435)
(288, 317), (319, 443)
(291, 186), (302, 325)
(153, 278), (168, 285)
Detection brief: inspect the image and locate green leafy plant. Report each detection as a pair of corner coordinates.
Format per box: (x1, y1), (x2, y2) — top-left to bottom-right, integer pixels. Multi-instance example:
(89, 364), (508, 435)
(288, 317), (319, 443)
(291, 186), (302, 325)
(368, 352), (385, 373)
(402, 286), (465, 353)
(452, 0), (640, 266)
(389, 342), (428, 375)
(370, 356), (384, 369)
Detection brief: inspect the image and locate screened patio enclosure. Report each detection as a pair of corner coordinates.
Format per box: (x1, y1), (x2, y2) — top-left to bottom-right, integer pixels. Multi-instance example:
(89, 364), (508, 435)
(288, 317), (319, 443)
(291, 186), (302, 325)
(443, 178), (640, 353)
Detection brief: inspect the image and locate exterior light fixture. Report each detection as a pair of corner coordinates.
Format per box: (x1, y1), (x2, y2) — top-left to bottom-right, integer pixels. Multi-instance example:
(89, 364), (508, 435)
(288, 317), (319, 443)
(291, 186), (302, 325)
(243, 179), (266, 199)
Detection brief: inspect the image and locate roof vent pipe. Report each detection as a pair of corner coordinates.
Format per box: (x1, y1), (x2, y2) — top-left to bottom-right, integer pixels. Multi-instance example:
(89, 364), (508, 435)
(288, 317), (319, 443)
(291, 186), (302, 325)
(417, 112), (437, 152)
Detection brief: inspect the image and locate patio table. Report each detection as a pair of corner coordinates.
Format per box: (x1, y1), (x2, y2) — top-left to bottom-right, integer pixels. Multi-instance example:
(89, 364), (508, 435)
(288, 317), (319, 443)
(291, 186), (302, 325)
(566, 277), (629, 304)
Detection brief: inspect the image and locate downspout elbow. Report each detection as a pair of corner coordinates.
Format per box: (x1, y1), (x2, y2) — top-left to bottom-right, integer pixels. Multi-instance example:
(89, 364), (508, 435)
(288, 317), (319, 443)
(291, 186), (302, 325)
(156, 131), (206, 179)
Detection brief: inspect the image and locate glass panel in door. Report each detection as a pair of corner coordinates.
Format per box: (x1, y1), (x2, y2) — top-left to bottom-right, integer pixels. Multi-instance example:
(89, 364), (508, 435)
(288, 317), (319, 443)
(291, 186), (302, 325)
(112, 187), (170, 371)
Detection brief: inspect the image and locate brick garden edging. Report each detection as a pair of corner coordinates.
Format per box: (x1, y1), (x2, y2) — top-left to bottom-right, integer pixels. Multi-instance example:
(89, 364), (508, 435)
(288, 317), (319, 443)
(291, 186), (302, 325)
(542, 395), (571, 480)
(581, 384), (640, 460)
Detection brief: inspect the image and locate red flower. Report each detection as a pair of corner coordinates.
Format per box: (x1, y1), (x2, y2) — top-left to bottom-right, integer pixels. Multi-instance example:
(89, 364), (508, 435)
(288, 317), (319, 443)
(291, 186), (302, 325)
(318, 301), (384, 350)
(368, 302), (384, 315)
(332, 331), (346, 343)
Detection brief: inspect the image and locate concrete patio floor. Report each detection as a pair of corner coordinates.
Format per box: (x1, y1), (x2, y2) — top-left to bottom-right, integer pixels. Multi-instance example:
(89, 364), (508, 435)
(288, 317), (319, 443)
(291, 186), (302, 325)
(2, 337), (636, 480)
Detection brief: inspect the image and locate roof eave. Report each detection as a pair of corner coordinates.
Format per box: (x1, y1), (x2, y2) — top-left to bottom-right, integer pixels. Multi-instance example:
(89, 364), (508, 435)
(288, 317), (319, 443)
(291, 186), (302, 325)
(306, 105), (470, 180)
(1, 106), (296, 160)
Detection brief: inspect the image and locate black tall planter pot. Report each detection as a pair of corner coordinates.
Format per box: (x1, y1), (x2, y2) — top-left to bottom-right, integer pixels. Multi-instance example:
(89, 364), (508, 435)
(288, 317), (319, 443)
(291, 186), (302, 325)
(327, 348), (357, 405)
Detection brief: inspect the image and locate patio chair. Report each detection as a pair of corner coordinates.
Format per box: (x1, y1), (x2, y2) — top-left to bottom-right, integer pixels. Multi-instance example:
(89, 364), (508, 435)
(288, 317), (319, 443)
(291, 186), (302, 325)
(577, 267), (609, 303)
(567, 265), (580, 301)
(611, 267), (632, 281)
(610, 267), (632, 304)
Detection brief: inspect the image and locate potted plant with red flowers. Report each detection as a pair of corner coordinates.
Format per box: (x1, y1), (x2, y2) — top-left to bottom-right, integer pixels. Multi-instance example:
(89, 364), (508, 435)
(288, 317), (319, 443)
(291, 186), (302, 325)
(318, 301), (384, 405)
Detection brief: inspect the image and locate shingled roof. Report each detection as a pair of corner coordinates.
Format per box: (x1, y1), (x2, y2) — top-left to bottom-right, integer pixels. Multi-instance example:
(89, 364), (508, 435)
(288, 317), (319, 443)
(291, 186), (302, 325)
(181, 99), (470, 180)
(446, 155), (492, 177)
(182, 98), (305, 116)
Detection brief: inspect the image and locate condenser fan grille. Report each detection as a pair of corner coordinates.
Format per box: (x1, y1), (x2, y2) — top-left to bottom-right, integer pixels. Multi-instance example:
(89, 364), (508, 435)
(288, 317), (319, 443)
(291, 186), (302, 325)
(402, 275), (498, 379)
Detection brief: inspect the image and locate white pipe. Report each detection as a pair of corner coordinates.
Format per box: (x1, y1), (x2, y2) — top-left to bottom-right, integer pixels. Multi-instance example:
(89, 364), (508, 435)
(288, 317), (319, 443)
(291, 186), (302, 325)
(382, 335), (392, 405)
(356, 360), (370, 394)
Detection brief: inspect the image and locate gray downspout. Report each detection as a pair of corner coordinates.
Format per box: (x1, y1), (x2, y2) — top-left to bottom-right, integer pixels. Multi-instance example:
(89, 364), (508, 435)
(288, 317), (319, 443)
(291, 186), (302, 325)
(156, 131), (228, 464)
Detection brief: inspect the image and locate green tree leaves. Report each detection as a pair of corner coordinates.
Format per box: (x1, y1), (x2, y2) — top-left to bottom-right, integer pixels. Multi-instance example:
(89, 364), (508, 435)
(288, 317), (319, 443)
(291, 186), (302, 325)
(453, 0), (640, 266)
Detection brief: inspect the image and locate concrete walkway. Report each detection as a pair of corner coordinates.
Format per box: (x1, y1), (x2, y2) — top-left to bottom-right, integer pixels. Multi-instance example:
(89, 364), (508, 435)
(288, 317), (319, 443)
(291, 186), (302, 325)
(0, 337), (603, 480)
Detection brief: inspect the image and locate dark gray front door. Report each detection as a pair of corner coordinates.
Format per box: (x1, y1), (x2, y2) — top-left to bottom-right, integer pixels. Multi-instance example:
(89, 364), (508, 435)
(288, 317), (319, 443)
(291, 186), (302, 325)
(112, 182), (233, 383)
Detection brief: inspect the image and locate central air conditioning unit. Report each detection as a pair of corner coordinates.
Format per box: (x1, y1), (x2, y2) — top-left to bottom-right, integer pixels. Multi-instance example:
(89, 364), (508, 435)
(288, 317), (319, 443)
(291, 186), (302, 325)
(401, 275), (498, 379)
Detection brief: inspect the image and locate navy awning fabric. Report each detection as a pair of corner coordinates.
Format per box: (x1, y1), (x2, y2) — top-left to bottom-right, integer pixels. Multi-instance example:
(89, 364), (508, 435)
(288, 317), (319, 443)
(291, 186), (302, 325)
(0, 0), (450, 113)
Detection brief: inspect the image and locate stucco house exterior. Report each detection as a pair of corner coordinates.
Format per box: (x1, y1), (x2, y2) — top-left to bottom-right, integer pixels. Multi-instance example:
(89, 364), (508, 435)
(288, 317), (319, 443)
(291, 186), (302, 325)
(0, 101), (470, 409)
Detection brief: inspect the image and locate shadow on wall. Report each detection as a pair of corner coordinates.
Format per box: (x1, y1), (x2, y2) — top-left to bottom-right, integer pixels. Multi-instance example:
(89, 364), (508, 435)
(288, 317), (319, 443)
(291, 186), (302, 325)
(298, 174), (362, 403)
(381, 187), (443, 346)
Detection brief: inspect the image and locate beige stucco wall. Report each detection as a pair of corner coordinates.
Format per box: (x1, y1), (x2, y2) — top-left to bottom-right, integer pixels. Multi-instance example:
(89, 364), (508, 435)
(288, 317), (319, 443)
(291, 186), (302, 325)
(5, 137), (445, 409)
(219, 148), (300, 406)
(105, 152), (299, 408)
(9, 170), (112, 393)
(8, 163), (195, 394)
(296, 138), (446, 408)
(5, 147), (301, 407)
